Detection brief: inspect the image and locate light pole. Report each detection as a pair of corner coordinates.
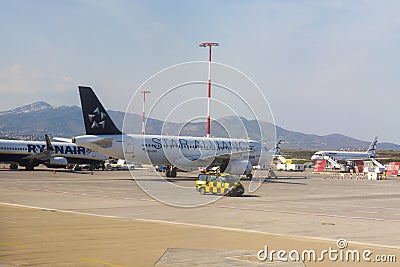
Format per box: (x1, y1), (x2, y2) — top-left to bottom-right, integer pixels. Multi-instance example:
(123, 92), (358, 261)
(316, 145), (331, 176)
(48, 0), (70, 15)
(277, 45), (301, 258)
(199, 42), (219, 138)
(140, 90), (151, 135)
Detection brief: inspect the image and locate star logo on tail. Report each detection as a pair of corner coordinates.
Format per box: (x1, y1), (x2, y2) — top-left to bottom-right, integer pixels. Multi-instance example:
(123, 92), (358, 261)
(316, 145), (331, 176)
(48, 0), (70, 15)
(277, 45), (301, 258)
(88, 107), (107, 129)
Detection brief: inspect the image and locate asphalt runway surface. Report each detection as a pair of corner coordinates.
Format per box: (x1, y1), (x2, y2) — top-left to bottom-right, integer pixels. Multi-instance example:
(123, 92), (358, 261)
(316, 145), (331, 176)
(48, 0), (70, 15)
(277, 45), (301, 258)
(0, 167), (399, 266)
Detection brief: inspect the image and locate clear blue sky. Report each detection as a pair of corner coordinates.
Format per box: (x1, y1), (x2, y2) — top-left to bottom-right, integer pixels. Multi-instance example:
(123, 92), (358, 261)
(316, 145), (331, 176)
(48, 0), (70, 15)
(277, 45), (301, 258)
(1, 0), (399, 144)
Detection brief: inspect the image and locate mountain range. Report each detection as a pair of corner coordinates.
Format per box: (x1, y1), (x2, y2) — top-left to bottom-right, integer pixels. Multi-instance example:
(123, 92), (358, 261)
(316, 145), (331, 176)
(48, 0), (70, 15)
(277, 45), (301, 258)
(1, 101), (399, 150)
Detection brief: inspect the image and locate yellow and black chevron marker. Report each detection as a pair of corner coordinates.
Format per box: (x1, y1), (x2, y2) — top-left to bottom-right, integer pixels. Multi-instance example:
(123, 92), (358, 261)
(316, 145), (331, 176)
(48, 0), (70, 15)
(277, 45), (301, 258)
(195, 171), (244, 197)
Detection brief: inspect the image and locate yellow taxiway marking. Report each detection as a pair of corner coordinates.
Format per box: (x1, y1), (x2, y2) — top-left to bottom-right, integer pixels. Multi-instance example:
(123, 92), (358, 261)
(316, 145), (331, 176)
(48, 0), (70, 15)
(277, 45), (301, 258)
(81, 257), (126, 267)
(0, 241), (23, 248)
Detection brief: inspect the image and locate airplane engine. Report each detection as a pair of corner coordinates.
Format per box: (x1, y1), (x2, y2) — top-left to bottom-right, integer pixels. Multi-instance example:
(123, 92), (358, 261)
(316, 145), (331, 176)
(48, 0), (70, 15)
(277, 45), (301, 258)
(45, 157), (68, 168)
(225, 160), (252, 176)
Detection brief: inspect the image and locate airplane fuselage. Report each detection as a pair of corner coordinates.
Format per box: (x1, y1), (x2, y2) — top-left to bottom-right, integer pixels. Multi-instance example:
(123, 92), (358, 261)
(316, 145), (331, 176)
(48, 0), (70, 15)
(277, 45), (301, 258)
(73, 134), (271, 173)
(0, 139), (108, 167)
(311, 151), (375, 161)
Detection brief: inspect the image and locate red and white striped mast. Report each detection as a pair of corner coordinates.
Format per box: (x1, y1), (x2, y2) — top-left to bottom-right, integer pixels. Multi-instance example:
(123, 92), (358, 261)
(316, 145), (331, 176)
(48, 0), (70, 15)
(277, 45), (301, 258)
(140, 90), (151, 135)
(199, 42), (219, 138)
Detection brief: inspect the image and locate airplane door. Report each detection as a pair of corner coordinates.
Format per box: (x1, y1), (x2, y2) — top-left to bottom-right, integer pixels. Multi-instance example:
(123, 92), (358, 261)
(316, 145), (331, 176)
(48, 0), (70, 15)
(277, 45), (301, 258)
(86, 148), (98, 159)
(91, 150), (97, 158)
(125, 140), (135, 160)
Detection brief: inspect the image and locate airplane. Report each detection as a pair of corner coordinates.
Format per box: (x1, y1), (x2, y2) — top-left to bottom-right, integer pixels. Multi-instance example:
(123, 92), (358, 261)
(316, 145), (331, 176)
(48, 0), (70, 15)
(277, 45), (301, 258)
(311, 136), (378, 162)
(0, 134), (108, 170)
(71, 86), (273, 178)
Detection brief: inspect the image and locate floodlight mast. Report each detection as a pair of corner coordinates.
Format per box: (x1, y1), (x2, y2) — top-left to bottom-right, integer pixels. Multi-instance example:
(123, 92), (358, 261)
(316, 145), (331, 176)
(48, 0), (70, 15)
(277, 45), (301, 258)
(140, 90), (151, 135)
(199, 42), (219, 138)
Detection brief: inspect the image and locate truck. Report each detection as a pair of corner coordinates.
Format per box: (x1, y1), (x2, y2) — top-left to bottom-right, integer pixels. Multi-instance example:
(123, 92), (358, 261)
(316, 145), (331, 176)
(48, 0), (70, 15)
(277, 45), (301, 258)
(276, 163), (304, 172)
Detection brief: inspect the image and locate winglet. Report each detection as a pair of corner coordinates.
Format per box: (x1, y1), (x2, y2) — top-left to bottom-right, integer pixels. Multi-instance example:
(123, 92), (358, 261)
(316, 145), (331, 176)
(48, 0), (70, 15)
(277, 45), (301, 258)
(45, 134), (54, 152)
(78, 86), (122, 135)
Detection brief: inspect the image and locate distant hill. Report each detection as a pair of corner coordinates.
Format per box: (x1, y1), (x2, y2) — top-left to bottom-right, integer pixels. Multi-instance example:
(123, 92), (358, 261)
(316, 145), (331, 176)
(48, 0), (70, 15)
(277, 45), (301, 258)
(1, 101), (399, 150)
(0, 102), (84, 140)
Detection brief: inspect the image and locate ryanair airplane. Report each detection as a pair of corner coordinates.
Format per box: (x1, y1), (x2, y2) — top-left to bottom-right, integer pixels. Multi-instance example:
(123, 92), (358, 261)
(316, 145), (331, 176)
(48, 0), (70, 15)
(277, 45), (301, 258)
(0, 134), (108, 170)
(72, 86), (273, 178)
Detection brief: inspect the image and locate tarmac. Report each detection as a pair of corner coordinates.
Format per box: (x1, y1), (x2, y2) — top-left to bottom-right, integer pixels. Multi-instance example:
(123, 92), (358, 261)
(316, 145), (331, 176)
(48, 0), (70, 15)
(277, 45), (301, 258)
(0, 166), (399, 266)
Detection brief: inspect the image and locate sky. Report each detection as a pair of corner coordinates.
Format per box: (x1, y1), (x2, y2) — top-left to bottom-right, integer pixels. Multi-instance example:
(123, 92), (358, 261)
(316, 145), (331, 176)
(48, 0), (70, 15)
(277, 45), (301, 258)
(0, 0), (399, 144)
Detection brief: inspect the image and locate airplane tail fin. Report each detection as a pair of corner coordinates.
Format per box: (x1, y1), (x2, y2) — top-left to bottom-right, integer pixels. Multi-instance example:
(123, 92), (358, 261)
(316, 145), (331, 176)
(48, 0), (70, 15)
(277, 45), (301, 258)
(45, 134), (54, 152)
(78, 86), (122, 135)
(367, 136), (378, 156)
(274, 139), (283, 155)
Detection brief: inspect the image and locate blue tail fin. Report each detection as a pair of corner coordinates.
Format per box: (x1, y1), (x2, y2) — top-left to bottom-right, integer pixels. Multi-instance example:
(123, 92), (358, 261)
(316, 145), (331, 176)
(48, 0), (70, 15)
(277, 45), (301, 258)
(367, 136), (378, 156)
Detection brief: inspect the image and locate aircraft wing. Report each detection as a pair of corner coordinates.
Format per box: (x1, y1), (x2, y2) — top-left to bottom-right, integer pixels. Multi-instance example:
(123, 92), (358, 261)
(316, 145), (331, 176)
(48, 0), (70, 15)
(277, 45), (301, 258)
(171, 149), (252, 170)
(177, 149), (251, 163)
(214, 149), (252, 159)
(23, 150), (52, 161)
(23, 134), (55, 161)
(53, 137), (73, 143)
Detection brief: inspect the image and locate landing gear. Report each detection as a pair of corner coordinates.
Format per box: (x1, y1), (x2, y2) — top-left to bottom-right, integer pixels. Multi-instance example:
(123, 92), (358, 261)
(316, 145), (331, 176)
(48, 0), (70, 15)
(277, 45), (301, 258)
(10, 163), (18, 170)
(25, 164), (34, 171)
(246, 173), (253, 179)
(165, 166), (177, 178)
(72, 164), (82, 171)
